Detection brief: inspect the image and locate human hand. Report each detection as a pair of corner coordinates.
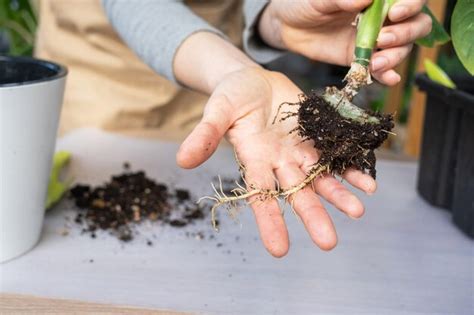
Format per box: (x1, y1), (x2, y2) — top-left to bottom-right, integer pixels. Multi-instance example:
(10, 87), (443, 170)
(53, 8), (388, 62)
(176, 67), (376, 257)
(258, 0), (432, 85)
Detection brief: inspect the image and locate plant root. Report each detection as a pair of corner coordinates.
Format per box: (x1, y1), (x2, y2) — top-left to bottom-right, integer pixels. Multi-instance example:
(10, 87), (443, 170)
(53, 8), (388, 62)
(281, 164), (329, 199)
(199, 164), (329, 231)
(342, 62), (372, 100)
(272, 94), (305, 125)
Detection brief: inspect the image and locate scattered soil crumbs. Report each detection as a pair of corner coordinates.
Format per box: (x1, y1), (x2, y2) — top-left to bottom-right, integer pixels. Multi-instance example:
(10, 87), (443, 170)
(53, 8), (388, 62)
(297, 92), (394, 178)
(69, 165), (210, 242)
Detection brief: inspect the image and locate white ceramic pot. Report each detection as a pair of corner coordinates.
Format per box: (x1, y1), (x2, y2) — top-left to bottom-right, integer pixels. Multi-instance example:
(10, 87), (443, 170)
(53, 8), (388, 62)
(0, 56), (67, 263)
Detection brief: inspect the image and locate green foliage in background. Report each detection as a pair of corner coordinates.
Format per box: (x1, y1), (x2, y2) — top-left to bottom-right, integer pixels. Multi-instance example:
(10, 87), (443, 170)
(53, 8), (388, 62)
(0, 0), (37, 56)
(46, 151), (72, 210)
(437, 52), (470, 77)
(384, 1), (472, 120)
(424, 59), (456, 89)
(416, 6), (451, 48)
(417, 0), (474, 75)
(451, 0), (474, 75)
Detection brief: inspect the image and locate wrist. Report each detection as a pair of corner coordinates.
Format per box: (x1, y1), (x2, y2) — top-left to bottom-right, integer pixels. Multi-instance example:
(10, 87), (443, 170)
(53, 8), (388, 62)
(258, 3), (285, 50)
(174, 32), (260, 94)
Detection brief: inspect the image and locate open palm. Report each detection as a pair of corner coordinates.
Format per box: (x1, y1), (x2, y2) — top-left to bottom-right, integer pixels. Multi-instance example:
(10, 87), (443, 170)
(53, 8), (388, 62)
(177, 68), (376, 257)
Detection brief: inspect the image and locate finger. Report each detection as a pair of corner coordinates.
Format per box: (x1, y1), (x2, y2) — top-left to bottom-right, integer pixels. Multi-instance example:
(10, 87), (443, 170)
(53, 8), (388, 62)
(293, 142), (376, 196)
(275, 163), (337, 251)
(311, 175), (365, 219)
(295, 144), (365, 218)
(244, 162), (289, 258)
(342, 168), (377, 195)
(388, 0), (425, 22)
(372, 69), (401, 86)
(313, 0), (372, 14)
(377, 14), (432, 48)
(370, 44), (413, 74)
(177, 94), (233, 169)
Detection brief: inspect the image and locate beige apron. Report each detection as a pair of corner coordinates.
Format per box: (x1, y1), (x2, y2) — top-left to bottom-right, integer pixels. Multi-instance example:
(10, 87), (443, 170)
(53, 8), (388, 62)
(35, 0), (243, 140)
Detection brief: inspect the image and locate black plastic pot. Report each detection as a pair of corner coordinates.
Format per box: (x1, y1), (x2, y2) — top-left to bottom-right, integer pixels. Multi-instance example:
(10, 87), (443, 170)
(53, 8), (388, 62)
(415, 74), (474, 238)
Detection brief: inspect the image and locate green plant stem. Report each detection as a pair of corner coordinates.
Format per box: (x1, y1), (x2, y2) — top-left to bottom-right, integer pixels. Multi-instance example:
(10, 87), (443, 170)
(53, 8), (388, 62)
(340, 0), (395, 101)
(354, 0), (395, 66)
(323, 0), (397, 125)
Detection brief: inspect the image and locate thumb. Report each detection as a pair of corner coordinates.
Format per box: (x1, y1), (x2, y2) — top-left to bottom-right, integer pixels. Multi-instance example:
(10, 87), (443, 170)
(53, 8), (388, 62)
(177, 94), (233, 169)
(316, 0), (372, 14)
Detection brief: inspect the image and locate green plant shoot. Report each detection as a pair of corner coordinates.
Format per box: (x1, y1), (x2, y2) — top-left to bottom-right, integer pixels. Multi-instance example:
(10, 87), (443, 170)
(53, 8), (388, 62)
(46, 151), (72, 210)
(424, 59), (456, 89)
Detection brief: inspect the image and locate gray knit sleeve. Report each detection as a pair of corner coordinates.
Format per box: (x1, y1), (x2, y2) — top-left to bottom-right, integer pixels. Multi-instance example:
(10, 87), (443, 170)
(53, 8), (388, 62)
(102, 0), (224, 83)
(243, 0), (286, 64)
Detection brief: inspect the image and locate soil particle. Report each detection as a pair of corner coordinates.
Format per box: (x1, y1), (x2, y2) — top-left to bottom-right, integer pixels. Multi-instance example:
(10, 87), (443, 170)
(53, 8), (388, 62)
(297, 92), (394, 178)
(195, 231), (205, 240)
(169, 219), (187, 227)
(184, 207), (205, 220)
(175, 189), (190, 201)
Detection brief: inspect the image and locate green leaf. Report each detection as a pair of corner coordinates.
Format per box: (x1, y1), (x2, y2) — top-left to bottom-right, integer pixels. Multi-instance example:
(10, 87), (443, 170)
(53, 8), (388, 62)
(424, 59), (456, 89)
(416, 5), (450, 48)
(46, 151), (72, 210)
(452, 0), (474, 75)
(0, 0), (37, 56)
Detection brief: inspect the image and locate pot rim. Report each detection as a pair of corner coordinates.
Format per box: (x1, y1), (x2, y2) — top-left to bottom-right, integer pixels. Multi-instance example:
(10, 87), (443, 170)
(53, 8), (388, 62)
(416, 73), (474, 108)
(0, 55), (68, 88)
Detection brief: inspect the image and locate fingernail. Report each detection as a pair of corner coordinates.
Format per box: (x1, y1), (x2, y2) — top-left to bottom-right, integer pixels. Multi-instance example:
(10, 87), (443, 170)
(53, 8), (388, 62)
(348, 214), (361, 220)
(377, 32), (396, 46)
(391, 5), (408, 21)
(371, 56), (388, 72)
(393, 74), (401, 84)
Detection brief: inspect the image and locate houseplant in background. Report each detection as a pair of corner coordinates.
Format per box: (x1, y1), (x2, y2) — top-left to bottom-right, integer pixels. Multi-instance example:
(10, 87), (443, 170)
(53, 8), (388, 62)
(416, 0), (473, 238)
(0, 0), (37, 56)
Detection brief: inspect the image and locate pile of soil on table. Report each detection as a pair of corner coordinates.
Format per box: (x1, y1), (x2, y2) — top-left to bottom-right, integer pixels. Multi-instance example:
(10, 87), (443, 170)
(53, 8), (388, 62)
(70, 164), (210, 242)
(297, 91), (394, 178)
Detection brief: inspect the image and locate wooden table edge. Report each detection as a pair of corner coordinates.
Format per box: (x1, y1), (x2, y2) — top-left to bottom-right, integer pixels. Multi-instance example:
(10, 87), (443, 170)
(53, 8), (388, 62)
(0, 293), (189, 314)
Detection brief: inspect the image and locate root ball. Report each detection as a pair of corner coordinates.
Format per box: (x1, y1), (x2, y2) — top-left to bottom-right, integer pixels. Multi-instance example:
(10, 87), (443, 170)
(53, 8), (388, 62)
(297, 92), (394, 178)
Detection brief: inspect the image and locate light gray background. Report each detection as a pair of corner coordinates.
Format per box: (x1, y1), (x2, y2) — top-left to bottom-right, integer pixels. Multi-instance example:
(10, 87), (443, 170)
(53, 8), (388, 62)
(1, 128), (472, 315)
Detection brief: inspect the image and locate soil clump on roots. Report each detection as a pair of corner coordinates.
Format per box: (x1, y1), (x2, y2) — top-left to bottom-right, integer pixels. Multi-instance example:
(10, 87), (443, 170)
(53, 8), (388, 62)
(297, 91), (394, 178)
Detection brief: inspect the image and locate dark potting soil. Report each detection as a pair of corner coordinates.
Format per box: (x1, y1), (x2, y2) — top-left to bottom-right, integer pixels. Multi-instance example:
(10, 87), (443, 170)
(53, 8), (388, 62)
(297, 91), (394, 178)
(69, 167), (211, 242)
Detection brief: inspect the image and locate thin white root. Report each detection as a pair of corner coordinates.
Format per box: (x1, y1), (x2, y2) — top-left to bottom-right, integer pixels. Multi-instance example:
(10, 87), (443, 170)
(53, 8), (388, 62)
(281, 164), (328, 197)
(199, 163), (329, 231)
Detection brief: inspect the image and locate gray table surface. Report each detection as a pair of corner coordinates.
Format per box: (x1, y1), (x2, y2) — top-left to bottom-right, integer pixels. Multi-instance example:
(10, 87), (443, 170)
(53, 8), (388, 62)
(1, 128), (473, 315)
